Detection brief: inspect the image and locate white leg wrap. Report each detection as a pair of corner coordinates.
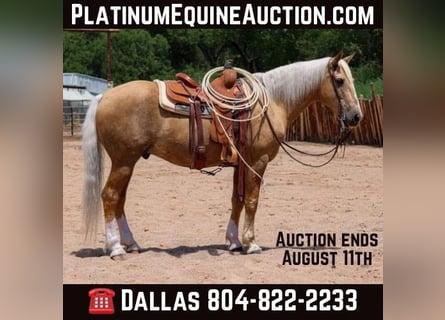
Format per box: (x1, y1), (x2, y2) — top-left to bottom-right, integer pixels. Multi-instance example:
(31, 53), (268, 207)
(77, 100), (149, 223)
(226, 219), (242, 250)
(105, 218), (126, 256)
(246, 242), (262, 254)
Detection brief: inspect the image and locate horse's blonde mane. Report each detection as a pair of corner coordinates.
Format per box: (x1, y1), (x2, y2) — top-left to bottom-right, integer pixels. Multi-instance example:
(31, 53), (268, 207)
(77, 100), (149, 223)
(257, 57), (331, 107)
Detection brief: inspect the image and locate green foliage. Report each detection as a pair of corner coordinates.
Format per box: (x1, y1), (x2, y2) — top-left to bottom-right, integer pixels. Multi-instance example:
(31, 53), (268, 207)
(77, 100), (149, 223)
(63, 32), (105, 75)
(355, 78), (383, 100)
(111, 30), (174, 83)
(63, 29), (382, 88)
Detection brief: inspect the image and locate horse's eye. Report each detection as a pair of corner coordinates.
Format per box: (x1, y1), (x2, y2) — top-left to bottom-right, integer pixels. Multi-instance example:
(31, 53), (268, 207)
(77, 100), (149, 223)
(335, 78), (344, 86)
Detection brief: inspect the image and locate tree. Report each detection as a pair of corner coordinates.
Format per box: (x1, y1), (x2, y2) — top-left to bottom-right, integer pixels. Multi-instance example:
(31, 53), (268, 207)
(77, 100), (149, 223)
(110, 30), (174, 84)
(63, 28), (382, 94)
(63, 31), (107, 78)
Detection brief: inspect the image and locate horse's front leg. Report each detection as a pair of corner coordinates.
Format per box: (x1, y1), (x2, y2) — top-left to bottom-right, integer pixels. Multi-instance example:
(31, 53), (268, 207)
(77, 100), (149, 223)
(242, 155), (269, 254)
(226, 167), (244, 251)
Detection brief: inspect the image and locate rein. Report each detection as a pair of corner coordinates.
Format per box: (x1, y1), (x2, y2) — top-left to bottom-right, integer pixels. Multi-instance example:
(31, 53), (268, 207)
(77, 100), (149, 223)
(265, 63), (352, 168)
(265, 113), (351, 167)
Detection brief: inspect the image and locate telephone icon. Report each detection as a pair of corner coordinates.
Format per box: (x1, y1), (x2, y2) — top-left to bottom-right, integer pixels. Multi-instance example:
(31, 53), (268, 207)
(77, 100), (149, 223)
(88, 288), (115, 315)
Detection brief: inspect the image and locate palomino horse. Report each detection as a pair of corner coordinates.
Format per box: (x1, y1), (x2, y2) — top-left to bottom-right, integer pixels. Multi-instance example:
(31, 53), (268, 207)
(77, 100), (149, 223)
(82, 53), (362, 259)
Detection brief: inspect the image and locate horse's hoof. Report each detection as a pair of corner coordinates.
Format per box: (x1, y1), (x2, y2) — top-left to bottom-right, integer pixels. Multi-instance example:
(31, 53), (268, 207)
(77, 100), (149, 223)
(110, 254), (127, 261)
(228, 244), (243, 252)
(227, 239), (243, 252)
(125, 243), (141, 254)
(246, 243), (262, 254)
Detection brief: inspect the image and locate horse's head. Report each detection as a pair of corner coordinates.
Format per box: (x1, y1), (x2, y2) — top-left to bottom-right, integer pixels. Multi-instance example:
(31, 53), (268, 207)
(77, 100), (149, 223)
(320, 52), (363, 128)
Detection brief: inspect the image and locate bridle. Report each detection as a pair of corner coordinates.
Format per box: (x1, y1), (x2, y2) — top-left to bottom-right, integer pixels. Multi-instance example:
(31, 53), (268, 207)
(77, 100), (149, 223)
(329, 62), (347, 130)
(265, 61), (352, 168)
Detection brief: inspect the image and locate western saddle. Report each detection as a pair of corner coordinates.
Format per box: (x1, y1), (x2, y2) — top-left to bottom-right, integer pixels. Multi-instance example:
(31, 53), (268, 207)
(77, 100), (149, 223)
(160, 60), (249, 166)
(157, 60), (250, 200)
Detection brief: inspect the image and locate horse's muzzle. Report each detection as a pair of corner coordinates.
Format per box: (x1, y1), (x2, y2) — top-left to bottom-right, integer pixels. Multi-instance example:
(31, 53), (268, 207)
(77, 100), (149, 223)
(344, 112), (362, 127)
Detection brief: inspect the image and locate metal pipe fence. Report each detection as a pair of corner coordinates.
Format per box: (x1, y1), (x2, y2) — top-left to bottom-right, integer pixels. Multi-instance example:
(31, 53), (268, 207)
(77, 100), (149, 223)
(63, 105), (88, 137)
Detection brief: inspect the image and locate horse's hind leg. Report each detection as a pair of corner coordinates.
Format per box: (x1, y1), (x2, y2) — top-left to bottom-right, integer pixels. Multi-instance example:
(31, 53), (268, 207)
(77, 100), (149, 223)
(117, 214), (140, 254)
(102, 161), (140, 259)
(115, 174), (140, 254)
(226, 167), (244, 251)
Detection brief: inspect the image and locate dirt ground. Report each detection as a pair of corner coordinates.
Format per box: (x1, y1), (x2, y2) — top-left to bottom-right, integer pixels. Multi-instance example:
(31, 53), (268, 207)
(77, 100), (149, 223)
(63, 137), (383, 284)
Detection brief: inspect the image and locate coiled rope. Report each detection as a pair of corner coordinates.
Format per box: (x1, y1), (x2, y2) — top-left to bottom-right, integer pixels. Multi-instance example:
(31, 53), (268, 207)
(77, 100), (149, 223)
(201, 67), (270, 122)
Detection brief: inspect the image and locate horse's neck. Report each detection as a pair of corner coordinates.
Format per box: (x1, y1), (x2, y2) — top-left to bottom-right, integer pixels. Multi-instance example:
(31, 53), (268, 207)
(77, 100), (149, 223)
(258, 58), (328, 125)
(281, 93), (318, 125)
(265, 84), (319, 128)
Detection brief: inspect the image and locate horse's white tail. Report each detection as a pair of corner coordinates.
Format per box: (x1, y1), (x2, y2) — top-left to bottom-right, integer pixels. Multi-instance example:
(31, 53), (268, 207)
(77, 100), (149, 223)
(81, 94), (103, 241)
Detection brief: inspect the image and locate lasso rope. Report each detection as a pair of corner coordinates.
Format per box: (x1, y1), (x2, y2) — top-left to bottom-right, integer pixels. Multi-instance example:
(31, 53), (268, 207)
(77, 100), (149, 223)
(201, 66), (270, 184)
(201, 67), (270, 122)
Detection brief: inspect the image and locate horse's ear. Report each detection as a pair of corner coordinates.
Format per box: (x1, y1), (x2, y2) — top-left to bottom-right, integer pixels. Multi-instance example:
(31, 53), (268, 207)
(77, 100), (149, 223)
(343, 53), (355, 64)
(329, 51), (343, 70)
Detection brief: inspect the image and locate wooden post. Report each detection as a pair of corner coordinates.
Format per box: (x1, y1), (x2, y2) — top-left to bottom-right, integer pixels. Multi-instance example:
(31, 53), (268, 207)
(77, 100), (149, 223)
(313, 104), (322, 142)
(374, 95), (384, 146)
(107, 31), (113, 88)
(305, 108), (311, 141)
(300, 115), (304, 141)
(63, 29), (119, 88)
(370, 82), (376, 101)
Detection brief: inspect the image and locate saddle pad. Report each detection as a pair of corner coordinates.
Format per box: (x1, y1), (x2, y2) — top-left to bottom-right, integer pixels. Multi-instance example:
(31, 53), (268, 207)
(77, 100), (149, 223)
(154, 79), (212, 119)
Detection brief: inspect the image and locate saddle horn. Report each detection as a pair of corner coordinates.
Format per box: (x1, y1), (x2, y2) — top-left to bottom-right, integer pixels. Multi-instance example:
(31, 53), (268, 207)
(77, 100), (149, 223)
(222, 59), (237, 89)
